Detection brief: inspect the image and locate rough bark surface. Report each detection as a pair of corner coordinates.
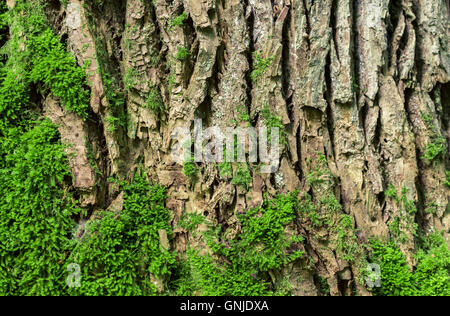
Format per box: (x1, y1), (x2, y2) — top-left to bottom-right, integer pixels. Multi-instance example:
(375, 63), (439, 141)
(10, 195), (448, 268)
(22, 0), (450, 295)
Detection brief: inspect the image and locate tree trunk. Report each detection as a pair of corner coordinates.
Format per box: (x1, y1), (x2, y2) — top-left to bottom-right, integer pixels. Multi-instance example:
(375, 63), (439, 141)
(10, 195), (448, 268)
(3, 0), (450, 296)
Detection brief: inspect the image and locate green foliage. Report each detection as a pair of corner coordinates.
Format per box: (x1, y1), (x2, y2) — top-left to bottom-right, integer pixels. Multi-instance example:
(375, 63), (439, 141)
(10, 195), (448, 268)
(183, 160), (198, 182)
(445, 171), (450, 188)
(336, 215), (358, 262)
(0, 2), (7, 43)
(421, 112), (447, 162)
(0, 3), (88, 295)
(105, 115), (121, 133)
(250, 51), (275, 81)
(29, 29), (90, 118)
(297, 192), (359, 262)
(1, 0), (448, 297)
(320, 193), (343, 213)
(385, 183), (398, 200)
(0, 0), (90, 126)
(297, 192), (342, 228)
(145, 86), (164, 114)
(89, 20), (126, 130)
(370, 239), (416, 296)
(423, 137), (446, 162)
(173, 193), (304, 296)
(177, 249), (270, 296)
(84, 0), (105, 8)
(384, 184), (418, 243)
(168, 72), (176, 93)
(69, 171), (176, 296)
(425, 202), (439, 215)
(178, 213), (205, 237)
(370, 233), (450, 296)
(261, 105), (284, 131)
(306, 153), (332, 187)
(388, 216), (402, 238)
(234, 193), (304, 271)
(0, 119), (79, 295)
(260, 105), (286, 145)
(170, 12), (188, 28)
(0, 1), (41, 131)
(175, 46), (190, 61)
(413, 233), (450, 296)
(299, 193), (323, 227)
(123, 67), (138, 91)
(218, 161), (233, 179)
(232, 163), (252, 190)
(317, 276), (330, 296)
(236, 105), (251, 126)
(385, 185), (417, 215)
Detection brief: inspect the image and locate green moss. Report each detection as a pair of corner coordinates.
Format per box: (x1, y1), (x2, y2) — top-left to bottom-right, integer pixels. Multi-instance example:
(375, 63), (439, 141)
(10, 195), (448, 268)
(306, 153), (332, 187)
(299, 193), (323, 227)
(171, 192), (305, 296)
(236, 105), (251, 126)
(145, 86), (164, 114)
(385, 185), (417, 215)
(84, 0), (105, 8)
(30, 29), (90, 118)
(413, 233), (450, 296)
(0, 119), (80, 295)
(123, 67), (138, 91)
(370, 233), (450, 296)
(385, 183), (399, 200)
(183, 160), (198, 182)
(425, 202), (439, 215)
(88, 15), (126, 131)
(69, 171), (176, 296)
(298, 192), (359, 262)
(170, 12), (188, 28)
(421, 112), (447, 162)
(232, 163), (252, 190)
(175, 46), (190, 61)
(218, 161), (233, 179)
(1, 0), (448, 298)
(178, 213), (205, 237)
(105, 115), (121, 133)
(336, 215), (358, 262)
(0, 2), (8, 45)
(250, 51), (275, 81)
(384, 184), (419, 243)
(389, 216), (403, 238)
(445, 171), (450, 188)
(0, 0), (90, 131)
(317, 276), (331, 296)
(423, 138), (446, 161)
(260, 105), (286, 145)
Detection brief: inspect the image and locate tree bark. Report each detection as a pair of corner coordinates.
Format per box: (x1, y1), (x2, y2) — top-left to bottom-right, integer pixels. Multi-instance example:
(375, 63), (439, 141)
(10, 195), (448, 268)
(34, 0), (450, 295)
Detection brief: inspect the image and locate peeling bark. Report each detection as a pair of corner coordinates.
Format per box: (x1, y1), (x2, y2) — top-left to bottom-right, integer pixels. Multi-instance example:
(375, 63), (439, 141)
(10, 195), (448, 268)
(33, 0), (450, 295)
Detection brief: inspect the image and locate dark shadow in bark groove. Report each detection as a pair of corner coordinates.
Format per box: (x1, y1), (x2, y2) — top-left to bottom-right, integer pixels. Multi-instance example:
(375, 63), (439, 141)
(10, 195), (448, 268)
(330, 0), (339, 61)
(245, 0), (255, 121)
(302, 0), (311, 50)
(325, 51), (337, 161)
(387, 0), (403, 70)
(438, 83), (450, 154)
(351, 0), (360, 101)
